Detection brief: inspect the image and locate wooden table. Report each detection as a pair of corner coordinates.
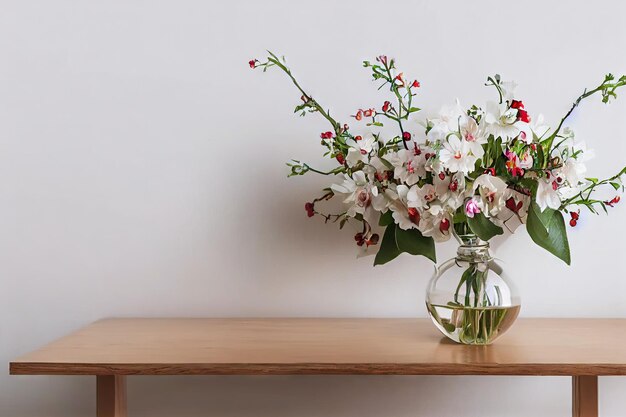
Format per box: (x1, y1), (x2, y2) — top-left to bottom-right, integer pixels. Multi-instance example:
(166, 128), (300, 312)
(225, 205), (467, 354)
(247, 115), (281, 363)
(10, 318), (626, 417)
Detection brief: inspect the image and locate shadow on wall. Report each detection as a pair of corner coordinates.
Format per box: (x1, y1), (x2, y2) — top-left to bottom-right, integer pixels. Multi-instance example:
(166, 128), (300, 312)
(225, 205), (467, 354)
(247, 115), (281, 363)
(128, 375), (569, 417)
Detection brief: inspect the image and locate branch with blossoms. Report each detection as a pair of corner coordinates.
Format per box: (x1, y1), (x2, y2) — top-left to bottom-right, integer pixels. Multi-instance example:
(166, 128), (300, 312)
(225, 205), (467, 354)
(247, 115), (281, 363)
(250, 52), (626, 266)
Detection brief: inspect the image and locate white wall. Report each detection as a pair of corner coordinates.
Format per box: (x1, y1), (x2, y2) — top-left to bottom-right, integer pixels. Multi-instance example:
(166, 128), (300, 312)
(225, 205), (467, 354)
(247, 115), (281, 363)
(1, 0), (625, 416)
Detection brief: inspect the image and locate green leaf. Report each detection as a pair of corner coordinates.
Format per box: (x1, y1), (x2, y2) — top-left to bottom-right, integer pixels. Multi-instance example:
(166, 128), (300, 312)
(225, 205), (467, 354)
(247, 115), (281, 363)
(374, 224), (401, 266)
(395, 227), (436, 262)
(467, 212), (503, 241)
(408, 107), (421, 113)
(526, 203), (571, 265)
(610, 181), (621, 190)
(378, 211), (393, 227)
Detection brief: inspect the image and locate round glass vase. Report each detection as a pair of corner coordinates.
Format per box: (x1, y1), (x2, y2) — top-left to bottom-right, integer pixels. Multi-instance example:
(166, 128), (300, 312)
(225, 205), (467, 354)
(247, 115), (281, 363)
(425, 232), (521, 345)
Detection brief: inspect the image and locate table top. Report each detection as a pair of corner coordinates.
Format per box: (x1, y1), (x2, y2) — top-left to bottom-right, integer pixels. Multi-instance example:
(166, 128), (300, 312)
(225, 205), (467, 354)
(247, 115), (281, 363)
(9, 318), (626, 376)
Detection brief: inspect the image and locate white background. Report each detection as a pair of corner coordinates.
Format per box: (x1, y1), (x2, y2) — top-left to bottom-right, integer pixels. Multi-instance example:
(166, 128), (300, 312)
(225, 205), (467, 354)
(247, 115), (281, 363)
(1, 0), (625, 416)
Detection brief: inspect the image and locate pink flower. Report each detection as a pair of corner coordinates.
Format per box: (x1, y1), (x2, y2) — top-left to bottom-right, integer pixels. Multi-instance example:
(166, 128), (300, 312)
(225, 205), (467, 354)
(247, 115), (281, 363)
(465, 197), (481, 218)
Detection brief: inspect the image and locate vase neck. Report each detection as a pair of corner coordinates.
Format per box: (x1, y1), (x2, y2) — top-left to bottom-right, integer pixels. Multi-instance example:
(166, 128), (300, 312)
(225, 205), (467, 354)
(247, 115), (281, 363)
(456, 233), (491, 261)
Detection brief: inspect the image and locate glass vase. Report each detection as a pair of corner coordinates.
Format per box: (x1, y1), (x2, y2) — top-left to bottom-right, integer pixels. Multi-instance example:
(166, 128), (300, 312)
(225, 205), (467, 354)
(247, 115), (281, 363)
(425, 230), (521, 345)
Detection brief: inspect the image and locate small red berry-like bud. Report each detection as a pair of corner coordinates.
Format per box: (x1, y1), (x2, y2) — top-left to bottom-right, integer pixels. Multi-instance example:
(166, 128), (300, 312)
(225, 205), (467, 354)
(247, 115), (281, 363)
(363, 108), (374, 117)
(382, 101), (391, 113)
(305, 202), (315, 217)
(517, 109), (531, 123)
(569, 219), (577, 227)
(402, 131), (411, 141)
(408, 207), (420, 225)
(439, 218), (451, 233)
(249, 59), (257, 69)
(355, 110), (363, 121)
(570, 211), (580, 220)
(336, 153), (345, 165)
(355, 135), (363, 141)
(438, 172), (446, 180)
(412, 80), (420, 88)
(510, 100), (524, 109)
(531, 143), (537, 151)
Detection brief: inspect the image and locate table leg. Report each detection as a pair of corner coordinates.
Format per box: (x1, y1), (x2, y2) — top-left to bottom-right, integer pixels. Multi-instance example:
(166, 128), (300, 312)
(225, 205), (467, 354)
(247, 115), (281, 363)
(572, 376), (598, 417)
(97, 375), (127, 417)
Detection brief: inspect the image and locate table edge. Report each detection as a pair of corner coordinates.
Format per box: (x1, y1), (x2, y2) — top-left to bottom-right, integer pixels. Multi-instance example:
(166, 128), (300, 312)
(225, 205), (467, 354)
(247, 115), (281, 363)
(10, 362), (626, 376)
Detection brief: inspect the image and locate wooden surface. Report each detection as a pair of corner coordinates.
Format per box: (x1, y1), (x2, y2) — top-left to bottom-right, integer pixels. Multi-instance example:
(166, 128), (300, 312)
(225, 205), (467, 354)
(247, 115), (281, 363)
(9, 318), (626, 376)
(572, 376), (598, 417)
(97, 376), (127, 417)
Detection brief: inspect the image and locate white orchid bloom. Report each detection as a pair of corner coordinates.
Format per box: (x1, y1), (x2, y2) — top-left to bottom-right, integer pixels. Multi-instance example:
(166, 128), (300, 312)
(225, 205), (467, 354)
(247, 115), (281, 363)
(420, 204), (453, 242)
(535, 177), (562, 212)
(434, 171), (467, 211)
(389, 184), (423, 230)
(387, 149), (426, 185)
(345, 136), (377, 167)
(460, 115), (486, 159)
(500, 80), (518, 102)
(426, 100), (465, 142)
(472, 174), (508, 217)
(330, 171), (380, 225)
(439, 135), (477, 174)
(484, 101), (519, 139)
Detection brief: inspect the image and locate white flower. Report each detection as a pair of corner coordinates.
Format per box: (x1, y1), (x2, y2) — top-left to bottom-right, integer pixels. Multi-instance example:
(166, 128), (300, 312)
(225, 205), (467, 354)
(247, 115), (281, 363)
(427, 100), (465, 142)
(345, 136), (377, 167)
(500, 80), (518, 102)
(496, 189), (531, 232)
(472, 174), (508, 217)
(420, 204), (453, 242)
(439, 135), (477, 174)
(387, 149), (426, 185)
(434, 171), (467, 211)
(330, 171), (380, 224)
(389, 184), (423, 230)
(484, 101), (519, 139)
(535, 178), (561, 212)
(460, 115), (486, 159)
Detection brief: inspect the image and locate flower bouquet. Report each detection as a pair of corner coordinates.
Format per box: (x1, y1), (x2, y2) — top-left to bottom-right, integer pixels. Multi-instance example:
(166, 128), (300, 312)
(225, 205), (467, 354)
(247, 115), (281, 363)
(250, 52), (626, 344)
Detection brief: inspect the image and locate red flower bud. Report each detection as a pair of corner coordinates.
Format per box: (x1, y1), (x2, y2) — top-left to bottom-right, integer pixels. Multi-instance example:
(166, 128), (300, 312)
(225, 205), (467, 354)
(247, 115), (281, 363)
(606, 196), (621, 207)
(355, 110), (363, 121)
(382, 101), (391, 113)
(510, 100), (524, 109)
(412, 80), (420, 88)
(402, 131), (411, 141)
(305, 202), (315, 217)
(439, 218), (450, 233)
(320, 131), (333, 139)
(363, 108), (374, 117)
(248, 59), (257, 69)
(517, 109), (531, 123)
(336, 153), (345, 165)
(355, 135), (363, 141)
(569, 219), (577, 227)
(408, 207), (420, 225)
(570, 211), (580, 220)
